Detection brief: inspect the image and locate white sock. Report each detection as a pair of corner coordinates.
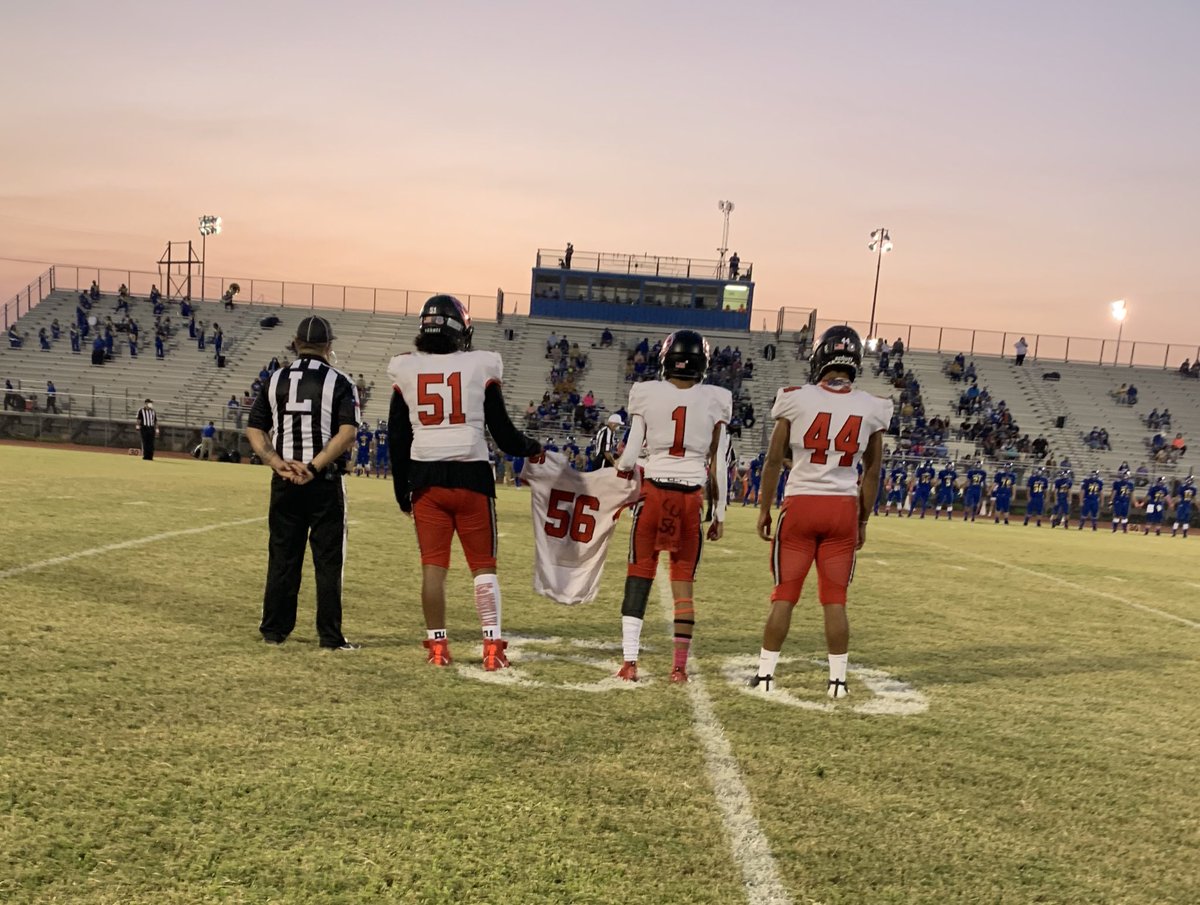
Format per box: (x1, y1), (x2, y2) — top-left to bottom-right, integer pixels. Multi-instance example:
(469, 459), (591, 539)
(828, 652), (849, 683)
(758, 648), (780, 678)
(622, 616), (643, 662)
(473, 573), (501, 640)
(426, 629), (446, 641)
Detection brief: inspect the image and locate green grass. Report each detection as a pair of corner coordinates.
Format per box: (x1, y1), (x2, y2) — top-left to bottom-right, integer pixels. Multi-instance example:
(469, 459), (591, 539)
(0, 446), (1197, 904)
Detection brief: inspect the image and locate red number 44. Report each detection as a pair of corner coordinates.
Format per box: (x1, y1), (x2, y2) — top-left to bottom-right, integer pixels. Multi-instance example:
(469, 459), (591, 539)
(544, 489), (600, 542)
(802, 412), (862, 466)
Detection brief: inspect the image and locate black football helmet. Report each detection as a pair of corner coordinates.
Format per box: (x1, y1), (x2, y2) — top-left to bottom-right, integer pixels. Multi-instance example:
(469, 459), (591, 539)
(661, 330), (710, 381)
(418, 294), (473, 351)
(810, 326), (864, 382)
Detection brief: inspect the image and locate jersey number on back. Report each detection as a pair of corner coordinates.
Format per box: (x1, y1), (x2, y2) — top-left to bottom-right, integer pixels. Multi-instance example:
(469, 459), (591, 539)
(801, 413), (862, 466)
(543, 489), (599, 543)
(668, 406), (687, 458)
(416, 372), (466, 426)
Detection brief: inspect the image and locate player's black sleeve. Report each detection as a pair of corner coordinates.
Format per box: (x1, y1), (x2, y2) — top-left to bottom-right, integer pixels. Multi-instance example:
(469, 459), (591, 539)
(484, 383), (541, 457)
(388, 390), (414, 513)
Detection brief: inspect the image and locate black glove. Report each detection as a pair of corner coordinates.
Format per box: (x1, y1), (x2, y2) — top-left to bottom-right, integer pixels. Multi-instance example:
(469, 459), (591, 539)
(398, 492), (413, 514)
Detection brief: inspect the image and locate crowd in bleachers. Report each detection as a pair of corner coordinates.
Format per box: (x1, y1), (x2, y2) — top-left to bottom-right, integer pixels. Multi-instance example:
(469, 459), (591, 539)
(524, 332), (603, 438)
(1178, 358), (1200, 379)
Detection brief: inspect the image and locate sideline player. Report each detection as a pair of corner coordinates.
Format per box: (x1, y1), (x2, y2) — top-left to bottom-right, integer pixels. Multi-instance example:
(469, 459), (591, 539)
(885, 457), (908, 516)
(1024, 466), (1049, 527)
(615, 330), (731, 684)
(933, 459), (957, 520)
(374, 419), (390, 478)
(908, 459), (935, 518)
(962, 459), (987, 521)
(388, 295), (541, 669)
(992, 464), (1016, 524)
(1051, 467), (1073, 528)
(743, 451), (764, 505)
(1110, 466), (1135, 533)
(353, 422), (373, 476)
(1142, 476), (1170, 536)
(873, 451), (889, 515)
(1078, 470), (1103, 530)
(1172, 475), (1195, 538)
(749, 326), (892, 699)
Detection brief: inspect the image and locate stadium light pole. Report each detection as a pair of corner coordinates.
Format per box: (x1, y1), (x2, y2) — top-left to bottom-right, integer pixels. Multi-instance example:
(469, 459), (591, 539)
(717, 200), (734, 278)
(1111, 299), (1127, 366)
(867, 227), (893, 345)
(198, 215), (222, 302)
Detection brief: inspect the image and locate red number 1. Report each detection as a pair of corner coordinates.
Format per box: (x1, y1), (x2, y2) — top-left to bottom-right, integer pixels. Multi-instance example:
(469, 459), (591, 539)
(669, 405), (687, 457)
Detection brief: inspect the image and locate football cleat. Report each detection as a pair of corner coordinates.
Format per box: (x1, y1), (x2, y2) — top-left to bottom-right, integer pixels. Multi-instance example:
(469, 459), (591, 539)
(482, 638), (510, 671)
(827, 678), (849, 699)
(616, 661), (639, 682)
(423, 638), (452, 666)
(669, 666), (689, 684)
(747, 673), (774, 693)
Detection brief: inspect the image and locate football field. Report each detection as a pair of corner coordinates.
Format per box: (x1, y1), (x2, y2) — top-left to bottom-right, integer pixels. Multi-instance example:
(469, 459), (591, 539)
(1, 446), (1197, 905)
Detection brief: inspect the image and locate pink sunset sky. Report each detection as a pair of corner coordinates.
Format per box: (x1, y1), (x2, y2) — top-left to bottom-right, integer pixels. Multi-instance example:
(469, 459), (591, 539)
(2, 0), (1198, 345)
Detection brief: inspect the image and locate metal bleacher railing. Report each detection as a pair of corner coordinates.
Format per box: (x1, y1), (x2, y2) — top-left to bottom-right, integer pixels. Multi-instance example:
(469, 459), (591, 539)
(535, 248), (752, 281)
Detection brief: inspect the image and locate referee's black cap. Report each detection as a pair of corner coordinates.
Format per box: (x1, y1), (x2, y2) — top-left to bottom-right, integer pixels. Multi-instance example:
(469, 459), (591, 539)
(295, 315), (336, 344)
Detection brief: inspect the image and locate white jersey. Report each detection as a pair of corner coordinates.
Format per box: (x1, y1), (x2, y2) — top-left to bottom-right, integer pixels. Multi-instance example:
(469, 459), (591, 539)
(772, 382), (893, 497)
(617, 381), (733, 485)
(388, 349), (502, 462)
(523, 453), (641, 605)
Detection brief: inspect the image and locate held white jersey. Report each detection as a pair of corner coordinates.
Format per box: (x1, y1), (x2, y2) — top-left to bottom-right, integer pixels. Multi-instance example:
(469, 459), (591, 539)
(523, 452), (641, 605)
(388, 349), (502, 462)
(618, 381), (732, 485)
(772, 383), (893, 497)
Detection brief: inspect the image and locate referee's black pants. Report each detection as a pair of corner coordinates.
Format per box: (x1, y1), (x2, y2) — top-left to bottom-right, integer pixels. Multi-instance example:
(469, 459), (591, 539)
(260, 473), (348, 648)
(140, 427), (156, 460)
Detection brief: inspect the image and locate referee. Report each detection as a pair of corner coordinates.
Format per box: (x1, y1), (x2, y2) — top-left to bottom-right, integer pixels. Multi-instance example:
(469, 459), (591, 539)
(136, 399), (158, 460)
(246, 315), (361, 651)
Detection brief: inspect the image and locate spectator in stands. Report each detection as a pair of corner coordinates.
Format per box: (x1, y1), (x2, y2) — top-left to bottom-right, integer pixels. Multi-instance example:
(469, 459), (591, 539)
(44, 380), (58, 414)
(89, 281), (100, 301)
(1161, 409), (1172, 428)
(8, 325), (24, 349)
(546, 332), (558, 357)
(114, 293), (130, 315)
(1110, 383), (1128, 402)
(251, 376), (264, 398)
(964, 361), (977, 382)
(600, 327), (613, 347)
(50, 318), (61, 341)
(1099, 428), (1110, 450)
(180, 298), (192, 319)
(728, 251), (740, 280)
(200, 421), (216, 460)
(213, 325), (224, 359)
(4, 379), (20, 411)
(188, 313), (197, 339)
(150, 284), (161, 305)
(1190, 361), (1200, 379)
(90, 333), (105, 365)
(1147, 408), (1161, 430)
(228, 395), (242, 429)
(564, 243), (573, 268)
(38, 328), (50, 351)
(1171, 433), (1187, 459)
(197, 320), (207, 351)
(118, 283), (129, 300)
(129, 330), (139, 358)
(155, 331), (165, 359)
(1135, 464), (1150, 486)
(222, 283), (240, 310)
(268, 356), (281, 372)
(104, 325), (115, 358)
(891, 337), (905, 357)
(1126, 383), (1138, 405)
(69, 323), (80, 353)
(1013, 337), (1028, 365)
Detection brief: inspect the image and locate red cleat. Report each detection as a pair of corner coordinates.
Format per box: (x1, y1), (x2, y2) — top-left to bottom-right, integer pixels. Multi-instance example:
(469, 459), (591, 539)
(423, 638), (452, 666)
(482, 638), (510, 671)
(616, 660), (639, 682)
(669, 666), (689, 684)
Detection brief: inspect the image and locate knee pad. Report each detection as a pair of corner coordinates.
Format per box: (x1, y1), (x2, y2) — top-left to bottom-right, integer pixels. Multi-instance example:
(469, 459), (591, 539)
(620, 576), (654, 619)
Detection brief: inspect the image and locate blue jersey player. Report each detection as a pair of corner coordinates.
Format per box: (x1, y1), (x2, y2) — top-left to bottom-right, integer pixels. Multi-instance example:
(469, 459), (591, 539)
(962, 460), (987, 522)
(909, 459), (936, 518)
(885, 461), (908, 516)
(1051, 468), (1073, 528)
(1078, 471), (1103, 530)
(933, 461), (957, 520)
(1142, 477), (1170, 536)
(1110, 468), (1135, 533)
(993, 467), (1016, 524)
(744, 452), (764, 505)
(873, 455), (889, 515)
(354, 421), (373, 476)
(1173, 475), (1195, 538)
(374, 419), (390, 478)
(1024, 468), (1049, 527)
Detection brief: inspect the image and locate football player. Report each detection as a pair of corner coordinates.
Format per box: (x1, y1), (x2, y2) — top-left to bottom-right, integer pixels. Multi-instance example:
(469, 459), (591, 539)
(873, 451), (889, 515)
(992, 465), (1016, 524)
(373, 419), (390, 479)
(743, 451), (765, 505)
(1050, 468), (1073, 528)
(615, 330), (731, 684)
(1109, 466), (1135, 533)
(1024, 467), (1049, 527)
(909, 458), (936, 518)
(885, 458), (908, 516)
(1078, 470), (1103, 530)
(1142, 476), (1170, 536)
(1172, 474), (1195, 538)
(962, 459), (987, 522)
(933, 459), (957, 520)
(750, 326), (893, 699)
(388, 295), (541, 670)
(353, 421), (373, 476)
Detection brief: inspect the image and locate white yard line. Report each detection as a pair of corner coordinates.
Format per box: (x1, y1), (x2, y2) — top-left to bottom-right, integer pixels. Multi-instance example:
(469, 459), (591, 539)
(0, 516), (267, 581)
(1187, 582), (1200, 592)
(658, 582), (794, 905)
(949, 565), (968, 572)
(877, 528), (1200, 630)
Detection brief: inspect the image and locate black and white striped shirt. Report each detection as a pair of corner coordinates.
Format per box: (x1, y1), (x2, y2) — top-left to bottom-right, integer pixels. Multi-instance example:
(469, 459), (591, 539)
(137, 406), (156, 429)
(247, 356), (360, 464)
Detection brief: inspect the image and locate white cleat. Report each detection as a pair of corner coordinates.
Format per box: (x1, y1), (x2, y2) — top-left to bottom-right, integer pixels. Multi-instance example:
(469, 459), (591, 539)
(827, 679), (849, 699)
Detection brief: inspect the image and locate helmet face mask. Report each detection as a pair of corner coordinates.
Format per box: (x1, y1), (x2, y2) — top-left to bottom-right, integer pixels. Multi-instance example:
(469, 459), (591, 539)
(810, 326), (864, 383)
(418, 294), (473, 352)
(660, 330), (710, 382)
